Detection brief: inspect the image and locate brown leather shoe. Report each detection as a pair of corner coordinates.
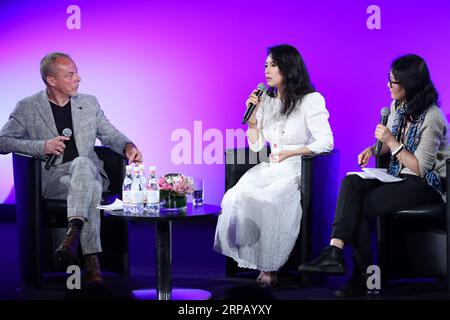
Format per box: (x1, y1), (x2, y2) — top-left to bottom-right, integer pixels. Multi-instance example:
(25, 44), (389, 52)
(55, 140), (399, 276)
(83, 254), (104, 285)
(55, 221), (82, 266)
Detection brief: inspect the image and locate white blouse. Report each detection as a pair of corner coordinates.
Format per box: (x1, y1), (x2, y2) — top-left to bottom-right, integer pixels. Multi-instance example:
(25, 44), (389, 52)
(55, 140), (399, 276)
(248, 91), (334, 154)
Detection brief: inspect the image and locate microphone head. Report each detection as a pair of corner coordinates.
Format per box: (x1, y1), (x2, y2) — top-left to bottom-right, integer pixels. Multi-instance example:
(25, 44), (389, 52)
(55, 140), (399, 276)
(257, 83), (267, 92)
(381, 107), (390, 117)
(62, 128), (73, 138)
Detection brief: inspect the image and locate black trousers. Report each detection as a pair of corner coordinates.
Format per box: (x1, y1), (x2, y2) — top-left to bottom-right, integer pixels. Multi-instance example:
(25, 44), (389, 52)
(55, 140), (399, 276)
(330, 174), (443, 264)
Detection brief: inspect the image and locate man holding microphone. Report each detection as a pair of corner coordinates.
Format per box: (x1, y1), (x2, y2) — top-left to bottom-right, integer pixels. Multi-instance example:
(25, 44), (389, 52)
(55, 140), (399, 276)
(0, 52), (142, 285)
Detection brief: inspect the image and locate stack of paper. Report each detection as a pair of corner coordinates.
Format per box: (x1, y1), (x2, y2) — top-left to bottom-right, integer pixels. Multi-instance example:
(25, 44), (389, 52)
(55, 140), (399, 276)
(346, 168), (404, 183)
(97, 198), (123, 211)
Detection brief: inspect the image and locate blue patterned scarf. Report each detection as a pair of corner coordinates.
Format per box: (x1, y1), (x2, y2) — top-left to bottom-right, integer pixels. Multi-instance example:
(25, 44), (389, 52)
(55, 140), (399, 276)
(387, 102), (443, 194)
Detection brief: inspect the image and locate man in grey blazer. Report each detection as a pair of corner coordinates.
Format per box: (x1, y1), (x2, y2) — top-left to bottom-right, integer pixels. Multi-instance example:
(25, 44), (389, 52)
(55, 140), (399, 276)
(0, 52), (143, 285)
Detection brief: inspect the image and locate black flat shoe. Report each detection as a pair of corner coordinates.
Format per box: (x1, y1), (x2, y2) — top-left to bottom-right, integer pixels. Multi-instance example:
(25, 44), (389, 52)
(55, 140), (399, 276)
(298, 245), (347, 275)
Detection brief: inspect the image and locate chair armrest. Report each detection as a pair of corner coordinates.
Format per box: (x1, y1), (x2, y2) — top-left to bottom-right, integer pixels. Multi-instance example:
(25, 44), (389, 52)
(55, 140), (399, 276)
(95, 146), (127, 196)
(12, 152), (45, 285)
(224, 146), (270, 191)
(12, 153), (43, 210)
(301, 151), (339, 202)
(446, 158), (450, 284)
(446, 158), (450, 203)
(300, 150), (340, 261)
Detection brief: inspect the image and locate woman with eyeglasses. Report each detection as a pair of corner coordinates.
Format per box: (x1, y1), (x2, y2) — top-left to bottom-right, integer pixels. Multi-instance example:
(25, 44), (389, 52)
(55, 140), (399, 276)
(298, 54), (450, 297)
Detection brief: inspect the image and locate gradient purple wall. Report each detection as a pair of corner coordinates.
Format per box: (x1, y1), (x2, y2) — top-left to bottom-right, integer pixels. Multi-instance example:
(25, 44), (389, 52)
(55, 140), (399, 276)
(1, 0), (449, 206)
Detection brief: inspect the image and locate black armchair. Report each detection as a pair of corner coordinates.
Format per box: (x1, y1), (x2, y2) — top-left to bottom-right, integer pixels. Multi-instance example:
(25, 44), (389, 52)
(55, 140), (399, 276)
(376, 155), (449, 292)
(224, 146), (340, 276)
(13, 146), (129, 287)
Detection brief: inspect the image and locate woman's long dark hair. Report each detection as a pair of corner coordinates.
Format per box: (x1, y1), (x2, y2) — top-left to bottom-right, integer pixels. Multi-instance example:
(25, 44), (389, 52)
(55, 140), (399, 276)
(391, 54), (439, 119)
(267, 44), (315, 116)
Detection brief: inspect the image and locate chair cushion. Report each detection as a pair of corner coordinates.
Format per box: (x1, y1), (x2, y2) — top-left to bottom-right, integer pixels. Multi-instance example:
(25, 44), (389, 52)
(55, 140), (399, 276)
(393, 204), (445, 222)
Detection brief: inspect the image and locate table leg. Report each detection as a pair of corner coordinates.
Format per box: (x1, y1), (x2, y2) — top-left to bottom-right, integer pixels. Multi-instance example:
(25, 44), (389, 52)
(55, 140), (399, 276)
(132, 218), (210, 300)
(156, 220), (172, 300)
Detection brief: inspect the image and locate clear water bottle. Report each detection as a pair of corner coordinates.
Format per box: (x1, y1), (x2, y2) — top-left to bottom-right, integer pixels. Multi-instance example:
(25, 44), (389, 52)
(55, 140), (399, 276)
(129, 166), (145, 215)
(138, 164), (147, 210)
(146, 166), (160, 213)
(122, 165), (133, 214)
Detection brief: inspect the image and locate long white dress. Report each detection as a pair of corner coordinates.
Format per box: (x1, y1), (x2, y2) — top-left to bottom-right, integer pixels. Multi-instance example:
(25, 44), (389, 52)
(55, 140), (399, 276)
(214, 92), (334, 271)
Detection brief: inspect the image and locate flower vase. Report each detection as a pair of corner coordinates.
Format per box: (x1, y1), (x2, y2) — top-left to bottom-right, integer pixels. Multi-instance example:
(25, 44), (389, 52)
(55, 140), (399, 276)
(162, 192), (187, 210)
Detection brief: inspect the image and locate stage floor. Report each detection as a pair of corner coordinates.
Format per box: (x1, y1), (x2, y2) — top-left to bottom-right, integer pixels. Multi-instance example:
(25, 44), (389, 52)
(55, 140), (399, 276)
(1, 220), (449, 301)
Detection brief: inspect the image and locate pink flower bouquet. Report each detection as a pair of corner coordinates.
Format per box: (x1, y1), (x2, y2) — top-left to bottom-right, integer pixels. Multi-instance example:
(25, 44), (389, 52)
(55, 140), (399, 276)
(158, 173), (195, 196)
(158, 173), (194, 209)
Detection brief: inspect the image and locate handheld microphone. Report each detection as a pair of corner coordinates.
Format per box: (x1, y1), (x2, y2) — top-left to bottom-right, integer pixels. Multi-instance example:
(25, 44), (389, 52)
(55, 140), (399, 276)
(374, 107), (391, 156)
(242, 83), (267, 124)
(45, 128), (72, 170)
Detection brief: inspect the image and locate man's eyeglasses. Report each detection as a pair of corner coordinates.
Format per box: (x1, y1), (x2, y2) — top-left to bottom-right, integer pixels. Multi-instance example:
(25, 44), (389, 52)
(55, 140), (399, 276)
(388, 74), (400, 88)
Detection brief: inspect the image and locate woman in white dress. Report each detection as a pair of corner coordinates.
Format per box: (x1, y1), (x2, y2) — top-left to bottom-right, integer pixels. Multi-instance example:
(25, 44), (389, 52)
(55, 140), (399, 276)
(214, 44), (334, 287)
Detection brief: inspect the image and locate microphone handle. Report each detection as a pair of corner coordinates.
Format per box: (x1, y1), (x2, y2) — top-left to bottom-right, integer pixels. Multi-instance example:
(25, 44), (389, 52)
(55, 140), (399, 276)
(242, 89), (264, 124)
(44, 131), (72, 170)
(374, 141), (382, 156)
(242, 105), (256, 124)
(374, 115), (389, 156)
(45, 154), (58, 170)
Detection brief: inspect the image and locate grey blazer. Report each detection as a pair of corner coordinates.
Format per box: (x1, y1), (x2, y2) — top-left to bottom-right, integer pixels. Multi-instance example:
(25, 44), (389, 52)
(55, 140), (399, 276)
(0, 90), (131, 191)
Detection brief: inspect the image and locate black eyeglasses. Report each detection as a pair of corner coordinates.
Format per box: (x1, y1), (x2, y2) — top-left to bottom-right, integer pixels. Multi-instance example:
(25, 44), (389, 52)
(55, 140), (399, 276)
(388, 74), (400, 88)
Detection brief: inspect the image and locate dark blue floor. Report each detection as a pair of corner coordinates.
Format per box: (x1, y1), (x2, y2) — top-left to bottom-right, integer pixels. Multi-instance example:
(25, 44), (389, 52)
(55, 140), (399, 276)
(1, 218), (450, 301)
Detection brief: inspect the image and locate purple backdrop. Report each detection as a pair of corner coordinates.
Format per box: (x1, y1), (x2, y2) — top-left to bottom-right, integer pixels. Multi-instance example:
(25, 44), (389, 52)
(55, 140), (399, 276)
(1, 0), (449, 206)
